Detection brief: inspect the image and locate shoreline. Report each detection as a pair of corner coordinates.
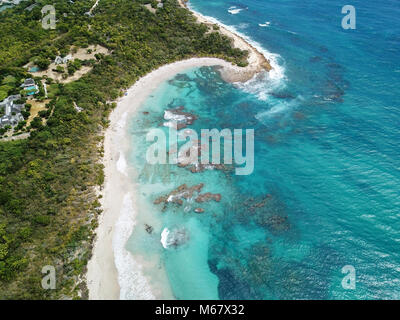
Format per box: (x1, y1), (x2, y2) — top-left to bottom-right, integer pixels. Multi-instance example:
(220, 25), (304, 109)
(86, 58), (259, 300)
(86, 1), (273, 300)
(177, 0), (272, 82)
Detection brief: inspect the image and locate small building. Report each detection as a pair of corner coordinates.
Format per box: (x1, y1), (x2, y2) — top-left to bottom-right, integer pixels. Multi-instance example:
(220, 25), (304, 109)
(8, 94), (21, 101)
(0, 94), (21, 113)
(20, 78), (39, 96)
(73, 101), (83, 113)
(21, 78), (35, 88)
(12, 104), (24, 113)
(0, 117), (11, 127)
(0, 94), (25, 128)
(54, 54), (72, 65)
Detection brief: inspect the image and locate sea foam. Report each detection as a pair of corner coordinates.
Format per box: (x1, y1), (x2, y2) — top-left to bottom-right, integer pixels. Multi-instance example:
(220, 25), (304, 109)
(228, 8), (243, 15)
(255, 95), (304, 121)
(116, 152), (128, 176)
(186, 3), (287, 101)
(259, 21), (271, 27)
(113, 193), (156, 300)
(115, 111), (127, 133)
(160, 228), (170, 249)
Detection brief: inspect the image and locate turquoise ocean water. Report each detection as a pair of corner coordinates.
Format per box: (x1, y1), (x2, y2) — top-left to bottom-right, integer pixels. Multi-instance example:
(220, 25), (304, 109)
(125, 0), (400, 299)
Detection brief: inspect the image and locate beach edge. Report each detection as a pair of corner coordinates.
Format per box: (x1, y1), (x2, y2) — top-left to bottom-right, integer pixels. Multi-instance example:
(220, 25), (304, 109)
(86, 1), (272, 300)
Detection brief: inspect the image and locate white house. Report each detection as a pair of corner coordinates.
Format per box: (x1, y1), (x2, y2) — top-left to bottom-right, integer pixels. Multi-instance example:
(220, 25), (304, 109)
(54, 54), (72, 65)
(0, 94), (24, 128)
(20, 78), (39, 95)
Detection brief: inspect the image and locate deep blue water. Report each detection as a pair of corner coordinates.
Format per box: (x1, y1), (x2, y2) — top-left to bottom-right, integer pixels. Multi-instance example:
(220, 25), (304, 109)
(126, 0), (400, 299)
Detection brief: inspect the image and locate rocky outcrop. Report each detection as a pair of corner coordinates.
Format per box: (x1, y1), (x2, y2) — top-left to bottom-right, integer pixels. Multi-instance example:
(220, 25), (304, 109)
(153, 183), (221, 212)
(144, 224), (153, 234)
(163, 106), (197, 130)
(195, 192), (221, 203)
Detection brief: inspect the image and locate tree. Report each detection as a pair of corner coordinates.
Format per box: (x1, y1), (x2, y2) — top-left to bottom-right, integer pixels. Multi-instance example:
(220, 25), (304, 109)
(35, 57), (51, 70)
(55, 66), (64, 73)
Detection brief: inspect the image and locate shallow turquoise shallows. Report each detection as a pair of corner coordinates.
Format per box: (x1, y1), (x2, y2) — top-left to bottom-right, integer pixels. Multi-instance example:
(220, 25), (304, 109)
(125, 0), (400, 299)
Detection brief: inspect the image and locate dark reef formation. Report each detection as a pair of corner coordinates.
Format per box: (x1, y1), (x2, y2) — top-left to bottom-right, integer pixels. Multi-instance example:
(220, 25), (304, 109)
(241, 193), (290, 234)
(163, 106), (197, 130)
(153, 183), (221, 213)
(144, 224), (153, 234)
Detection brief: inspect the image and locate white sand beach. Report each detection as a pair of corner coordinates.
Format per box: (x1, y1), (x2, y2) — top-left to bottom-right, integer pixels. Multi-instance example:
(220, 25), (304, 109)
(86, 1), (272, 300)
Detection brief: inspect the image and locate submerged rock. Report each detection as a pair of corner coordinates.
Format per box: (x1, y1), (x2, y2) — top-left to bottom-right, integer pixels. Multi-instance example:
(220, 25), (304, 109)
(309, 56), (322, 63)
(170, 73), (192, 83)
(195, 192), (221, 203)
(270, 91), (296, 99)
(265, 215), (289, 233)
(177, 152), (232, 173)
(188, 163), (229, 173)
(154, 183), (221, 211)
(293, 111), (305, 120)
(153, 183), (204, 211)
(163, 106), (197, 130)
(144, 224), (153, 234)
(238, 194), (290, 234)
(246, 242), (273, 285)
(248, 194), (271, 210)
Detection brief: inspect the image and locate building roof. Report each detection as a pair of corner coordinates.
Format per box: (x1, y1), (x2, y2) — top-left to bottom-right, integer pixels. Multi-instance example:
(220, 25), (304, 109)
(55, 55), (72, 65)
(0, 117), (11, 125)
(21, 78), (35, 87)
(0, 95), (21, 111)
(8, 94), (21, 101)
(12, 104), (24, 112)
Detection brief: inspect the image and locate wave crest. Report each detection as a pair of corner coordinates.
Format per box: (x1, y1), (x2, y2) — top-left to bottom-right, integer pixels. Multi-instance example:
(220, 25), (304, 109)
(113, 193), (156, 300)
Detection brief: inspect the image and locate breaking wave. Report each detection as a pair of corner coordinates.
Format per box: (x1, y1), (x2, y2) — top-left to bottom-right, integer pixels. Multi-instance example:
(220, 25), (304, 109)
(259, 21), (271, 27)
(116, 152), (128, 176)
(185, 4), (287, 102)
(228, 6), (247, 15)
(113, 193), (155, 300)
(255, 96), (304, 122)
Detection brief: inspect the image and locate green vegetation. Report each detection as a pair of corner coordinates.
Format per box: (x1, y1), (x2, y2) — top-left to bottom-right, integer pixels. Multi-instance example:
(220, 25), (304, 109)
(54, 66), (65, 74)
(34, 57), (51, 70)
(0, 76), (18, 100)
(0, 0), (247, 299)
(67, 59), (82, 76)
